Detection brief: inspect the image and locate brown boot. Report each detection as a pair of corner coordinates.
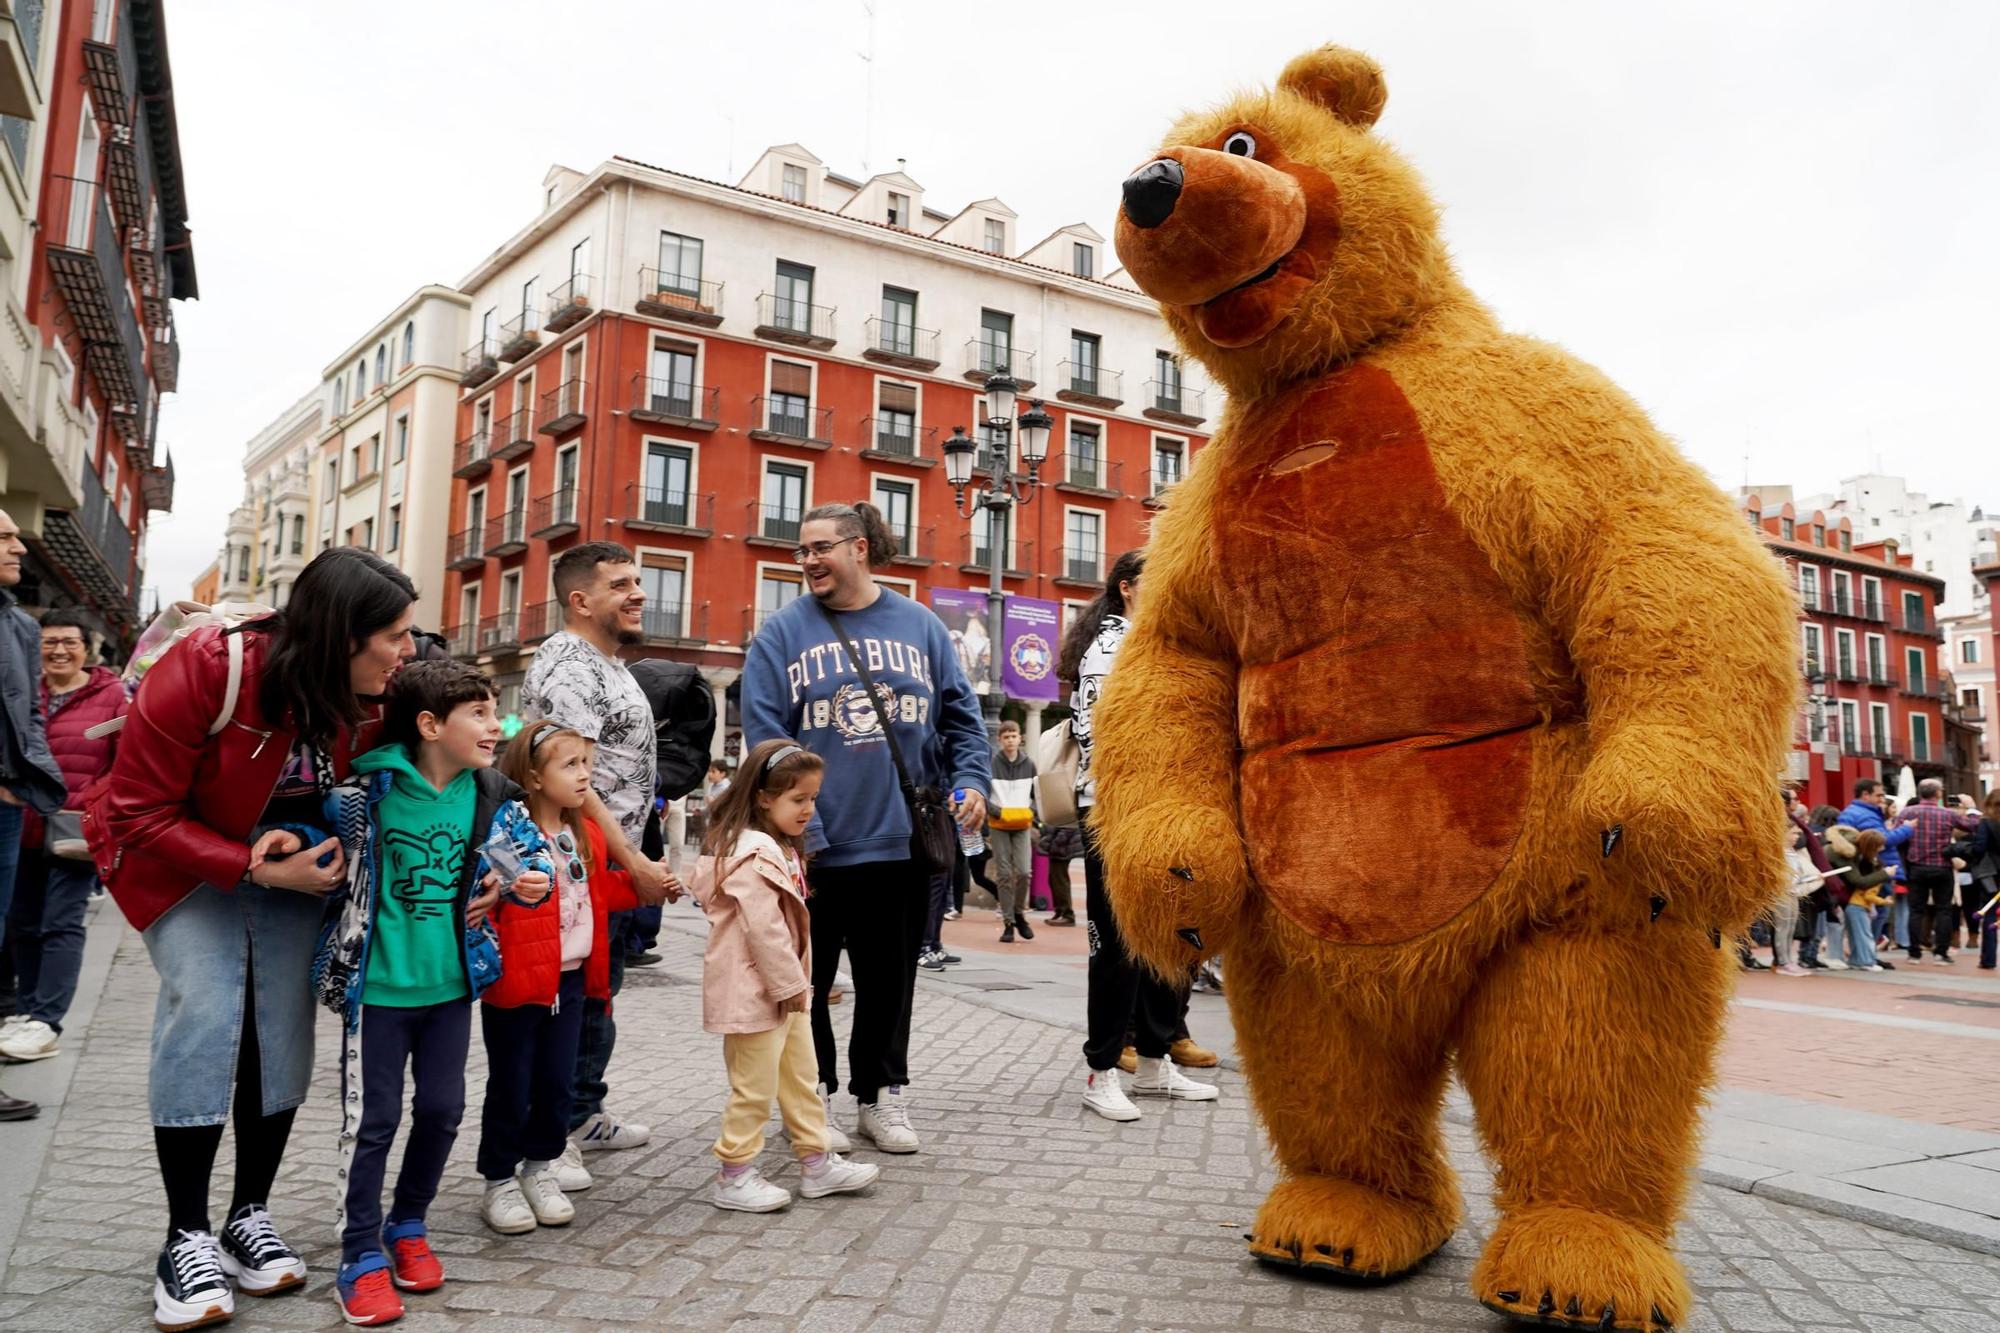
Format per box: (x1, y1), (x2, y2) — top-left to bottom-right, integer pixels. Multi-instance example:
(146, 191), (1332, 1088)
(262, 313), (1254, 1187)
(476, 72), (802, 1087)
(1116, 1046), (1138, 1074)
(1170, 1037), (1219, 1068)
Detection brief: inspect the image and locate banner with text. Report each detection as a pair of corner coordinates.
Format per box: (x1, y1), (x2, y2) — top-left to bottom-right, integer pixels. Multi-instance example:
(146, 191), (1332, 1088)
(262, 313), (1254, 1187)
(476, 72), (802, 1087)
(929, 590), (1061, 703)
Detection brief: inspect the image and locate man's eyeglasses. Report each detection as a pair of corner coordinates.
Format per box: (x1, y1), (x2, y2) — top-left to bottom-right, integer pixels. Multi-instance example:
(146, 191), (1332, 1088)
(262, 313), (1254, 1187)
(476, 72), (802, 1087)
(791, 536), (858, 564)
(553, 829), (585, 883)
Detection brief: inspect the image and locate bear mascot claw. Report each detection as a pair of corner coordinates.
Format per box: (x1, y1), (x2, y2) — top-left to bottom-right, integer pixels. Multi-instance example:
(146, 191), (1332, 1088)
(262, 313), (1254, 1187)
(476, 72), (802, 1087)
(1095, 44), (1800, 1333)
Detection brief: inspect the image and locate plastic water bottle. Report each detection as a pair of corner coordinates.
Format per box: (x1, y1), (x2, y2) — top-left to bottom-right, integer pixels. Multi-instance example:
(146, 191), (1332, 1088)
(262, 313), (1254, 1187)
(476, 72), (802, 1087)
(952, 788), (985, 858)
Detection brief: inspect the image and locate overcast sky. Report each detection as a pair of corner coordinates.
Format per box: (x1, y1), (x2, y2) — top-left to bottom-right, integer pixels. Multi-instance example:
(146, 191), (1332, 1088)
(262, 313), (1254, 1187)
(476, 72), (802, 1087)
(145, 0), (2000, 598)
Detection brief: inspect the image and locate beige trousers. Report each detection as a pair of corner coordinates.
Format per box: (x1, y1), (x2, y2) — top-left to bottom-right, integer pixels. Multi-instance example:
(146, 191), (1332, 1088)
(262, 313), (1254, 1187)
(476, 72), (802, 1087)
(715, 1012), (829, 1164)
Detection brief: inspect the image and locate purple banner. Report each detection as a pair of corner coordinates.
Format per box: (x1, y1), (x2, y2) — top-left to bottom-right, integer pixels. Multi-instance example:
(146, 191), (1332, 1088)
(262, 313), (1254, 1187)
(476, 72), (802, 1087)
(929, 589), (1060, 703)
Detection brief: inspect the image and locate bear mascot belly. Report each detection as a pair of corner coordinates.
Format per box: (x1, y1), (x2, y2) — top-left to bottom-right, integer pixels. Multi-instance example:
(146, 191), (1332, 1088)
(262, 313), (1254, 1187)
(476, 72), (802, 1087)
(1090, 45), (1801, 1333)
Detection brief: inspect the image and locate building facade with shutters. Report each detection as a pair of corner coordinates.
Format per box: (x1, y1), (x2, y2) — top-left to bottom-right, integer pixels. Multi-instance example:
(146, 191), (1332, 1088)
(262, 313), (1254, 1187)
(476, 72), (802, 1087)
(438, 148), (1214, 723)
(0, 0), (193, 646)
(216, 388), (320, 607)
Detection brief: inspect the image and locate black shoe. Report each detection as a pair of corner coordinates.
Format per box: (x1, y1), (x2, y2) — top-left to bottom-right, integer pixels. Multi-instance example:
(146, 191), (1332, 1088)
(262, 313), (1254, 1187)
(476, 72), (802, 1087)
(919, 949), (947, 972)
(999, 924), (1015, 943)
(1801, 957), (1829, 970)
(0, 1087), (37, 1121)
(154, 1229), (233, 1330)
(1049, 913), (1076, 926)
(218, 1203), (307, 1295)
(625, 951), (663, 968)
(1014, 917), (1035, 941)
(1877, 959), (1897, 970)
(939, 952), (961, 964)
(1741, 958), (1769, 971)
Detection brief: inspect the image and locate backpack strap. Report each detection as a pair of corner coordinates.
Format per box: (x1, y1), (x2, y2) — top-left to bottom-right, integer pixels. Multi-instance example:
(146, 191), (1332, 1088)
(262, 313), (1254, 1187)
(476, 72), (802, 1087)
(209, 629), (245, 737)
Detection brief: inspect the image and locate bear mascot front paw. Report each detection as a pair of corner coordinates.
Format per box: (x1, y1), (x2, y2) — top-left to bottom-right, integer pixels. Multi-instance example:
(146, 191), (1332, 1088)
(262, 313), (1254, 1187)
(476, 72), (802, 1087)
(1093, 43), (1801, 1333)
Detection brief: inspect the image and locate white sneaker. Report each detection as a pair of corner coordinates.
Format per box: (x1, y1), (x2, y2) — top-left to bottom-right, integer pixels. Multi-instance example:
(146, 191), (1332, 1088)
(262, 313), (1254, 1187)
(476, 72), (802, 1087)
(0, 1014), (26, 1035)
(0, 1018), (57, 1062)
(711, 1166), (792, 1212)
(552, 1140), (593, 1192)
(1823, 958), (1850, 970)
(573, 1109), (650, 1152)
(799, 1151), (881, 1198)
(781, 1082), (853, 1153)
(1082, 1069), (1141, 1122)
(855, 1086), (920, 1153)
(517, 1162), (575, 1225)
(1860, 963), (1886, 972)
(480, 1178), (537, 1235)
(1131, 1055), (1219, 1101)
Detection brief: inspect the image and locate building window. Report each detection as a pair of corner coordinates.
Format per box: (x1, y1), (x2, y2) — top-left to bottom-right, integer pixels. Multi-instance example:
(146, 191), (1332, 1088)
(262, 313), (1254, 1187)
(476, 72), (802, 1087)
(1068, 332), (1101, 395)
(1072, 242), (1094, 278)
(333, 377), (347, 415)
(762, 463), (808, 541)
(647, 341), (698, 416)
(1835, 629), (1855, 676)
(570, 236), (591, 286)
(1862, 577), (1882, 619)
(781, 163), (807, 202)
(1964, 638), (1980, 664)
(555, 446), (579, 524)
(1813, 523), (1825, 547)
(978, 309), (1013, 373)
(1154, 351), (1183, 411)
(773, 261), (814, 332)
(1901, 589), (1925, 631)
(459, 584), (479, 638)
(387, 505), (401, 552)
(1065, 510), (1103, 582)
(1865, 635), (1886, 680)
(236, 546), (250, 582)
(1869, 702), (1890, 752)
(640, 556), (688, 639)
(659, 231), (704, 294)
(1065, 422), (1101, 488)
(290, 515), (303, 555)
(1153, 439), (1184, 495)
(393, 416), (409, 463)
(983, 218), (1005, 253)
(361, 517), (375, 549)
(875, 382), (917, 454)
(873, 478), (914, 550)
(643, 443), (693, 526)
(879, 286), (917, 356)
(1906, 646), (1926, 692)
(975, 423), (1007, 475)
(401, 320), (415, 367)
(1912, 713), (1931, 762)
(768, 360), (813, 436)
(1840, 529), (1851, 552)
(374, 344), (387, 387)
(1780, 515), (1793, 540)
(466, 490), (487, 553)
(355, 359), (367, 397)
(756, 568), (803, 634)
(886, 191), (909, 227)
(1801, 624), (1823, 675)
(1797, 565), (1819, 609)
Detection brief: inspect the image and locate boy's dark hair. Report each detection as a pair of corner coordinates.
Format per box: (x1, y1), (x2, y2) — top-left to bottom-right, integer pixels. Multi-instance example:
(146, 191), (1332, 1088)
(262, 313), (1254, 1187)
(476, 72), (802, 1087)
(383, 660), (496, 751)
(552, 542), (635, 605)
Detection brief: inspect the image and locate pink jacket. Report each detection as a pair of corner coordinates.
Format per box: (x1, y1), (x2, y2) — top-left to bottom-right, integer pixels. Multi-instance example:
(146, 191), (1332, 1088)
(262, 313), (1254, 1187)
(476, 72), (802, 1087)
(689, 831), (812, 1035)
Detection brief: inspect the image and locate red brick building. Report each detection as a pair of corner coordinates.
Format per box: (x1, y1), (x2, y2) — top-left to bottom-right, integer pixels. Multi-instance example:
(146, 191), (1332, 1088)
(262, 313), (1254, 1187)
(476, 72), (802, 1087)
(1745, 494), (1950, 807)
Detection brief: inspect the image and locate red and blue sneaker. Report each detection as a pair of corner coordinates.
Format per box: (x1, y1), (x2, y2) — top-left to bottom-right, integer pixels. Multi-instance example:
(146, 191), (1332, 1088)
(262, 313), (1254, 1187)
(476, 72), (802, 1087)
(382, 1220), (443, 1292)
(334, 1252), (404, 1326)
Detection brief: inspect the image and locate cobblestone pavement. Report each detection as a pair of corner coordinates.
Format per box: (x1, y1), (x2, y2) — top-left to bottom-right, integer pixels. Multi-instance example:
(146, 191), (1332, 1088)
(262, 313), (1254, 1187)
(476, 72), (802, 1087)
(8, 928), (2000, 1332)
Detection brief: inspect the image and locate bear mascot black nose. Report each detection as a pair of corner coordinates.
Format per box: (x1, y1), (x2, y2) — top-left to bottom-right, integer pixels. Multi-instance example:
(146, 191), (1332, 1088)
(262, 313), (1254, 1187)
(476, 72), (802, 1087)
(1122, 158), (1184, 229)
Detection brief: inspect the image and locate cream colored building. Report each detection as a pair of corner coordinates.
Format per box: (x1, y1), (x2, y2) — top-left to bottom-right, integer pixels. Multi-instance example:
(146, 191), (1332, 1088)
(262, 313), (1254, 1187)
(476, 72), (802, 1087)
(217, 388), (321, 606)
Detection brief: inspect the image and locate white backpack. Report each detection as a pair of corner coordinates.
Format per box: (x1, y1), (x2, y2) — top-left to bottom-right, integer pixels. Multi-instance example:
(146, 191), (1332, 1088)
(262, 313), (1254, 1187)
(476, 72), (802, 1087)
(84, 599), (274, 740)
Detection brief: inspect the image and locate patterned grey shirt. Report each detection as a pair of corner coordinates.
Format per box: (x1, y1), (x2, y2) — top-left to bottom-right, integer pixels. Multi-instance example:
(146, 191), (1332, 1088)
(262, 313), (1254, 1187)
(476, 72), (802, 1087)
(524, 631), (656, 848)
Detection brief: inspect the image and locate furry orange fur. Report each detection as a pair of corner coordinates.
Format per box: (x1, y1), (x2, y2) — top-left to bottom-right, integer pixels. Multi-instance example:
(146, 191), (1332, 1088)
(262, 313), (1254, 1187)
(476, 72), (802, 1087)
(1096, 44), (1801, 1333)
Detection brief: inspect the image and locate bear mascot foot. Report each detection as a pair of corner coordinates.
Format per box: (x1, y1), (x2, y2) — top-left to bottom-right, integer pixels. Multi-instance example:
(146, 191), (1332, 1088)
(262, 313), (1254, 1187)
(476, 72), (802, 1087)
(1245, 1174), (1455, 1283)
(1473, 1205), (1685, 1332)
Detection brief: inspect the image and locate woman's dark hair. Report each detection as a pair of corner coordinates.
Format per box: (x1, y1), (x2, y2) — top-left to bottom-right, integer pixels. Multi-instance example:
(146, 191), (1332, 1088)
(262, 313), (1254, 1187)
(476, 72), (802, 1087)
(701, 736), (825, 864)
(801, 501), (899, 567)
(250, 548), (416, 746)
(1057, 549), (1145, 686)
(382, 660), (496, 752)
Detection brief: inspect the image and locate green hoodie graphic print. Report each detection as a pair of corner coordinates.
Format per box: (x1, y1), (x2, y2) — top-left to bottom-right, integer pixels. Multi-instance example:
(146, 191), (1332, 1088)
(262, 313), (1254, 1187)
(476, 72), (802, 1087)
(355, 743), (476, 1007)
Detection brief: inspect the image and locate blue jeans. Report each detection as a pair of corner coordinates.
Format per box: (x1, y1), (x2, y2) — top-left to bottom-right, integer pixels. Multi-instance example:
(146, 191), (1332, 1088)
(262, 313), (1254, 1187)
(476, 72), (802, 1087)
(6, 848), (98, 1030)
(1891, 894), (1911, 950)
(0, 802), (23, 948)
(1842, 904), (1879, 968)
(569, 911), (628, 1128)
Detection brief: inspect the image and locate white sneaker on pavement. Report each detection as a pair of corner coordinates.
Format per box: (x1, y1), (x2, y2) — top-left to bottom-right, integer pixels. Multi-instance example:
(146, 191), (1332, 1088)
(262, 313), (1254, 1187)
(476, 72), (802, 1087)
(799, 1152), (881, 1199)
(573, 1109), (650, 1151)
(480, 1179), (537, 1235)
(818, 1083), (853, 1153)
(1823, 958), (1850, 970)
(552, 1140), (593, 1192)
(0, 1014), (27, 1036)
(711, 1166), (792, 1212)
(855, 1086), (921, 1153)
(516, 1162), (575, 1225)
(0, 1018), (59, 1062)
(1130, 1055), (1219, 1101)
(1082, 1069), (1141, 1122)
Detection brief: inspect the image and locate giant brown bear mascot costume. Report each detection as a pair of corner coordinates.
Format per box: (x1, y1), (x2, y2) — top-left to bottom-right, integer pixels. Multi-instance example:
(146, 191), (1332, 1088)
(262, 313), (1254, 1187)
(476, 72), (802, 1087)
(1094, 44), (1800, 1333)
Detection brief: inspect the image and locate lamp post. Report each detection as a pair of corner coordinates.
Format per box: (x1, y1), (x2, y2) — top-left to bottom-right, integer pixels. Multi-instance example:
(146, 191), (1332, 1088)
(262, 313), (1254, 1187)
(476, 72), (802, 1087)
(940, 374), (1054, 742)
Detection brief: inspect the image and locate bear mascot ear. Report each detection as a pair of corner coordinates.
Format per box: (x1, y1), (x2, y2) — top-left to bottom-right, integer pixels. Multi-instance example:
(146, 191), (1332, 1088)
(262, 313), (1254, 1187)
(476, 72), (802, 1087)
(1277, 45), (1388, 130)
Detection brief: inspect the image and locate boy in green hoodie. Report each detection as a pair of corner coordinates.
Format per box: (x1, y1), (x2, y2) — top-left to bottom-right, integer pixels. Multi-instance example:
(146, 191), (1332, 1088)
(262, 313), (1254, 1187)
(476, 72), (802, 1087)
(318, 660), (551, 1326)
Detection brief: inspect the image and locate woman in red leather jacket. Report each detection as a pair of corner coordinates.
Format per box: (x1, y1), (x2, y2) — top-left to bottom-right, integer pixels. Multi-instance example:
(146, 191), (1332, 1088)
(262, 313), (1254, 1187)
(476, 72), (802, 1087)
(90, 548), (416, 1331)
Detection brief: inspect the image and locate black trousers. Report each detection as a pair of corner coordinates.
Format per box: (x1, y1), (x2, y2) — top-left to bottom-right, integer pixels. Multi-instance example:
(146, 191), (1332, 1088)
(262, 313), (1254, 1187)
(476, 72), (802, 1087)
(479, 969), (587, 1181)
(1082, 829), (1180, 1071)
(1907, 865), (1957, 959)
(808, 858), (930, 1102)
(340, 1000), (470, 1263)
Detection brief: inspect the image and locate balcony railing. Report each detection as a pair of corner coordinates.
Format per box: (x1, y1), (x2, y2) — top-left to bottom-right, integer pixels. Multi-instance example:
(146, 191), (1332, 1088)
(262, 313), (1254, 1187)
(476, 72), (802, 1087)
(452, 428), (492, 477)
(751, 503), (805, 545)
(1057, 361), (1122, 406)
(1901, 677), (1947, 701)
(529, 489), (579, 538)
(446, 526), (486, 569)
(863, 317), (940, 369)
(1143, 379), (1205, 423)
(545, 274), (594, 334)
(749, 398), (832, 447)
(959, 535), (1034, 576)
(1061, 551), (1104, 585)
(460, 338), (500, 388)
(641, 603), (709, 647)
(521, 600), (560, 645)
(625, 486), (715, 534)
(860, 419), (936, 463)
(497, 307), (541, 361)
(754, 293), (836, 348)
(445, 622), (478, 659)
(1053, 453), (1121, 496)
(963, 339), (1035, 387)
(477, 612), (521, 653)
(538, 379), (588, 436)
(493, 407), (534, 461)
(1866, 669), (1900, 690)
(889, 525), (935, 566)
(636, 271), (723, 326)
(1861, 600), (1885, 623)
(1901, 610), (1941, 636)
(1833, 661), (1863, 683)
(1803, 655), (1826, 681)
(45, 176), (146, 432)
(485, 507), (529, 557)
(1148, 465), (1186, 501)
(629, 376), (719, 427)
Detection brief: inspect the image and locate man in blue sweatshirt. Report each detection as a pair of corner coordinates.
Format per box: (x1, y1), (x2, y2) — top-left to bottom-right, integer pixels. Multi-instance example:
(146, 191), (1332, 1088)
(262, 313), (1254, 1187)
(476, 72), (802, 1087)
(1839, 777), (1914, 950)
(742, 501), (989, 1157)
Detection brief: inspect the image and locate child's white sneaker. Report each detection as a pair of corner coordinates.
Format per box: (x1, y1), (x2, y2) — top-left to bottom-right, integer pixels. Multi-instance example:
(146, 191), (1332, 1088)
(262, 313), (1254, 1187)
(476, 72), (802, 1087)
(552, 1140), (593, 1192)
(480, 1179), (537, 1235)
(1082, 1069), (1141, 1121)
(573, 1108), (650, 1151)
(711, 1166), (792, 1212)
(1131, 1055), (1219, 1101)
(517, 1162), (575, 1225)
(798, 1152), (880, 1199)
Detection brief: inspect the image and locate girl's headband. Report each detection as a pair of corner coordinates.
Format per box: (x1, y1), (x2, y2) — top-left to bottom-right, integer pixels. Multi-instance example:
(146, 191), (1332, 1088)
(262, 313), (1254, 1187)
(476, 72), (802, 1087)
(761, 745), (804, 777)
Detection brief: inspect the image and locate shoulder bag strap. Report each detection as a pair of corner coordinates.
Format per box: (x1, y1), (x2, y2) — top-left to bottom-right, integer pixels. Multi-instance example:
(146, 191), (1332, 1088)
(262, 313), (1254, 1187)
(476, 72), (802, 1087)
(814, 599), (920, 802)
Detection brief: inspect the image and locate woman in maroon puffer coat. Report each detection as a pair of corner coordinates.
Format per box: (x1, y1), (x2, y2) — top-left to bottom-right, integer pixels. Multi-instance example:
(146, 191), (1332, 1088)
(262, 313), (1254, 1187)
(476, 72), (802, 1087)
(2, 610), (127, 1063)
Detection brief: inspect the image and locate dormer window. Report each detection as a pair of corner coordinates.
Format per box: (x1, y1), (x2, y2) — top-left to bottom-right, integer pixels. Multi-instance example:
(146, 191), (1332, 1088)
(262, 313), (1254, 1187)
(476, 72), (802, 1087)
(1840, 529), (1851, 551)
(1072, 242), (1094, 278)
(1813, 523), (1825, 547)
(781, 164), (807, 203)
(887, 192), (910, 228)
(983, 218), (1005, 253)
(1780, 516), (1794, 539)
(1747, 508), (1761, 528)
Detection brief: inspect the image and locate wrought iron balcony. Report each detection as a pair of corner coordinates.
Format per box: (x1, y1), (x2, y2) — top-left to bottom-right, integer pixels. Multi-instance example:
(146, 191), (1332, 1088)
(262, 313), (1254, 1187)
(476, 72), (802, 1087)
(1860, 600), (1886, 623)
(636, 271), (723, 327)
(520, 600), (560, 645)
(153, 316), (179, 393)
(1146, 465), (1186, 506)
(38, 458), (135, 618)
(493, 407), (534, 461)
(1056, 361), (1122, 408)
(1866, 669), (1900, 690)
(140, 453), (174, 513)
(863, 317), (940, 371)
(1900, 677), (1947, 701)
(1052, 453), (1121, 498)
(963, 339), (1035, 388)
(1803, 655), (1827, 681)
(45, 177), (146, 441)
(958, 535), (1034, 578)
(538, 379), (588, 436)
(485, 507), (529, 558)
(754, 293), (836, 350)
(629, 376), (719, 429)
(452, 428), (492, 477)
(545, 274), (594, 334)
(529, 489), (579, 539)
(1059, 550), (1104, 587)
(749, 503), (805, 546)
(497, 307), (541, 362)
(477, 612), (521, 654)
(1901, 610), (1943, 637)
(888, 525), (935, 568)
(460, 338), (500, 388)
(748, 398), (832, 448)
(1833, 662), (1864, 684)
(1142, 379), (1205, 425)
(640, 602), (709, 647)
(445, 622), (479, 659)
(446, 526), (486, 570)
(81, 25), (137, 129)
(859, 419), (937, 466)
(624, 486), (714, 535)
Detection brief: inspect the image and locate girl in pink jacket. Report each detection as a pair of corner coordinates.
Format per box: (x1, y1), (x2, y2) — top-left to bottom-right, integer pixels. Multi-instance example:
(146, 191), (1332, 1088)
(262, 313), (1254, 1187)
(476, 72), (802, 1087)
(690, 738), (880, 1212)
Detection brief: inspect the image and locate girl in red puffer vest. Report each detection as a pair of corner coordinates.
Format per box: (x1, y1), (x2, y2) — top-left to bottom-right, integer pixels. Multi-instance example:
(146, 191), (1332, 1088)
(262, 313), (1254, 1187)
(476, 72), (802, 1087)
(475, 720), (636, 1235)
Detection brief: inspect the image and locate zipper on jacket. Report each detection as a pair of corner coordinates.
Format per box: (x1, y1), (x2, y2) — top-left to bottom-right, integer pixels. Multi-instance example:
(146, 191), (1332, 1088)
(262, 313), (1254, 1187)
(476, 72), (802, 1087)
(229, 719), (274, 759)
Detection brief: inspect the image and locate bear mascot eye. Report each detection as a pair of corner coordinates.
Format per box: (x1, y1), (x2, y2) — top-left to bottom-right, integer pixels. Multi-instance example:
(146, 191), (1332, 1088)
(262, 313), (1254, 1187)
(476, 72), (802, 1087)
(1222, 131), (1257, 156)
